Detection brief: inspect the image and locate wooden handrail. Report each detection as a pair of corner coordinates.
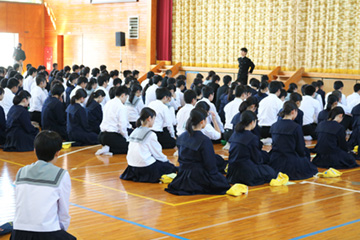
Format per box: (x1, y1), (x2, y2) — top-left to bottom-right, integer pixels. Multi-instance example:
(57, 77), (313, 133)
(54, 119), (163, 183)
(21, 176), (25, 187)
(138, 61), (166, 83)
(284, 67), (304, 89)
(162, 62), (182, 78)
(268, 66), (281, 81)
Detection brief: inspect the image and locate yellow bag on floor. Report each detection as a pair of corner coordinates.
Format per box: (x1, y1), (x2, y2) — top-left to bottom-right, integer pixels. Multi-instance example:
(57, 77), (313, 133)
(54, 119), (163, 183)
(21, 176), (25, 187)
(316, 168), (342, 178)
(160, 173), (177, 184)
(353, 145), (358, 154)
(270, 172), (289, 186)
(226, 184), (248, 196)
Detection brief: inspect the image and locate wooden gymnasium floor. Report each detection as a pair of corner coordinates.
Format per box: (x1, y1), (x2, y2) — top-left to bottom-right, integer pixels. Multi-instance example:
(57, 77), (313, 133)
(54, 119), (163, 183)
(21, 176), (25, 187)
(1, 142), (360, 239)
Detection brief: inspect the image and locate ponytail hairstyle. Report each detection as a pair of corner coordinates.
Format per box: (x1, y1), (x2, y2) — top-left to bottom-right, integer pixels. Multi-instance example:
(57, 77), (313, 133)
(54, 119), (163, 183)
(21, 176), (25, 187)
(185, 107), (208, 136)
(70, 88), (87, 105)
(86, 77), (97, 91)
(327, 106), (344, 121)
(67, 73), (79, 87)
(239, 96), (259, 113)
(279, 100), (298, 118)
(326, 94), (339, 112)
(142, 77), (154, 99)
(136, 107), (156, 128)
(206, 70), (216, 81)
(195, 101), (210, 113)
(287, 83), (298, 93)
(13, 90), (31, 105)
(227, 82), (238, 101)
(129, 84), (143, 104)
(86, 89), (105, 107)
(258, 81), (268, 96)
(235, 110), (257, 133)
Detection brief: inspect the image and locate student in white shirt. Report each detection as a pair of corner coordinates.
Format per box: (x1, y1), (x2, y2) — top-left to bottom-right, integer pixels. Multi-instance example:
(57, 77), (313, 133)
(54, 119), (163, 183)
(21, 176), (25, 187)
(126, 83), (144, 128)
(175, 80), (186, 107)
(167, 84), (181, 111)
(23, 67), (37, 92)
(145, 75), (162, 106)
(0, 78), (19, 118)
(196, 101), (222, 140)
(97, 86), (130, 155)
(224, 85), (247, 140)
(11, 131), (75, 240)
(148, 87), (176, 149)
(91, 67), (100, 79)
(347, 83), (360, 110)
(29, 75), (48, 126)
(141, 71), (155, 89)
(176, 90), (197, 136)
(299, 85), (322, 140)
(69, 76), (88, 99)
(325, 80), (347, 107)
(106, 70), (119, 92)
(120, 107), (177, 183)
(97, 74), (110, 107)
(197, 85), (224, 133)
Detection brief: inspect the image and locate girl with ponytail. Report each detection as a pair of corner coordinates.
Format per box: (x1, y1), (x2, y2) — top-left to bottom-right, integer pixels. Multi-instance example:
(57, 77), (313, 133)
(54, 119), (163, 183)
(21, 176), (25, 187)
(65, 73), (78, 106)
(227, 111), (277, 186)
(317, 94), (339, 124)
(269, 101), (318, 180)
(313, 107), (358, 169)
(86, 89), (105, 134)
(120, 107), (177, 183)
(126, 83), (144, 128)
(165, 108), (230, 195)
(66, 89), (98, 146)
(4, 90), (39, 152)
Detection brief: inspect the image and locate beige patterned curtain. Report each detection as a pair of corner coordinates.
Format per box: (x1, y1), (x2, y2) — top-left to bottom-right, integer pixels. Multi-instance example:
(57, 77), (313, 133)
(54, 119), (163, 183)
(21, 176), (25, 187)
(172, 0), (360, 74)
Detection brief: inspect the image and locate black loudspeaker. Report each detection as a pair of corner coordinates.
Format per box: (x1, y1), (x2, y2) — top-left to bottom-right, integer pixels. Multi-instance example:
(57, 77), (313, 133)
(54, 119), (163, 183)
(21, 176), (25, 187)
(115, 32), (126, 47)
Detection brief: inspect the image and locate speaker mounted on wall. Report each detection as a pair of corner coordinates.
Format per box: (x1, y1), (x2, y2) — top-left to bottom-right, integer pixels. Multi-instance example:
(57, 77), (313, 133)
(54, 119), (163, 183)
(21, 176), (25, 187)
(115, 32), (126, 47)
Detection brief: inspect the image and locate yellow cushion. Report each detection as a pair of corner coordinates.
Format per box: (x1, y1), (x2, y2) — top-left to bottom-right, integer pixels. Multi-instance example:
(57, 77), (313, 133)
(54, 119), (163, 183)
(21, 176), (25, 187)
(316, 168), (342, 178)
(160, 173), (177, 184)
(270, 172), (289, 186)
(226, 184), (248, 196)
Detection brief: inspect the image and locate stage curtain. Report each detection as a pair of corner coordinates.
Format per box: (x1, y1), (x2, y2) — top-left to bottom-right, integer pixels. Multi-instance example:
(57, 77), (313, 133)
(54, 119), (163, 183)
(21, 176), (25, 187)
(157, 0), (173, 61)
(172, 0), (360, 74)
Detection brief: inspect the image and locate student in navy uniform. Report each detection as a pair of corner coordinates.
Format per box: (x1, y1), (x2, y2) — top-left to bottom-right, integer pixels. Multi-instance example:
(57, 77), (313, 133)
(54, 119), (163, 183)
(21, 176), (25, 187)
(216, 75), (231, 111)
(237, 48), (255, 85)
(120, 107), (177, 183)
(218, 82), (238, 123)
(126, 83), (144, 128)
(254, 81), (268, 102)
(208, 75), (220, 104)
(227, 111), (277, 185)
(165, 108), (230, 195)
(4, 91), (39, 152)
(42, 83), (68, 140)
(313, 107), (358, 169)
(249, 78), (260, 97)
(317, 80), (326, 106)
(269, 101), (318, 180)
(65, 73), (78, 106)
(278, 93), (303, 126)
(0, 88), (5, 145)
(66, 89), (98, 146)
(317, 94), (338, 124)
(86, 89), (105, 134)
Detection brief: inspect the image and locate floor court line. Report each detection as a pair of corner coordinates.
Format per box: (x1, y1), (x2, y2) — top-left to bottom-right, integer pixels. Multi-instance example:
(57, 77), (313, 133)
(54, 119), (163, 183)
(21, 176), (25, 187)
(70, 202), (189, 240)
(301, 181), (360, 193)
(153, 192), (353, 240)
(58, 144), (101, 158)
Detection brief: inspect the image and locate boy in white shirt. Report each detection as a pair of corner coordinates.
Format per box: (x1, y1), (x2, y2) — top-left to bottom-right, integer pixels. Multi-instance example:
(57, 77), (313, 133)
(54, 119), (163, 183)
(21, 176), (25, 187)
(176, 90), (197, 136)
(347, 83), (360, 110)
(69, 76), (88, 99)
(325, 81), (347, 106)
(29, 75), (48, 126)
(23, 67), (37, 92)
(145, 75), (162, 106)
(97, 74), (110, 107)
(0, 78), (19, 118)
(141, 71), (155, 89)
(175, 80), (186, 107)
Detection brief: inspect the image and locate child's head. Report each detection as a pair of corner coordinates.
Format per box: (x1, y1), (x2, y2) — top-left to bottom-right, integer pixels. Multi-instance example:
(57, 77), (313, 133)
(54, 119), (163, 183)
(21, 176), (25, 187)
(123, 70), (132, 78)
(304, 85), (316, 97)
(36, 75), (46, 88)
(136, 107), (156, 128)
(196, 73), (204, 80)
(70, 89), (87, 105)
(184, 89), (197, 105)
(201, 86), (214, 101)
(290, 92), (302, 108)
(167, 77), (176, 86)
(206, 71), (216, 80)
(86, 89), (106, 107)
(211, 75), (220, 84)
(64, 65), (71, 74)
(72, 64), (80, 73)
(332, 90), (342, 102)
(311, 81), (320, 91)
(51, 83), (65, 98)
(194, 85), (203, 99)
(235, 110), (257, 132)
(353, 83), (360, 93)
(326, 94), (339, 111)
(34, 131), (62, 162)
(334, 81), (344, 91)
(85, 78), (98, 91)
(68, 73), (79, 86)
(132, 70), (139, 79)
(100, 65), (107, 73)
(193, 78), (203, 87)
(13, 63), (20, 72)
(113, 78), (122, 87)
(91, 68), (100, 77)
(288, 83), (298, 93)
(152, 75), (163, 86)
(77, 76), (88, 89)
(186, 107), (208, 135)
(97, 74), (109, 88)
(129, 84), (143, 104)
(235, 85), (246, 99)
(165, 70), (172, 78)
(279, 89), (287, 101)
(176, 80), (186, 91)
(167, 84), (176, 96)
(269, 81), (282, 95)
(155, 87), (171, 103)
(223, 75), (232, 86)
(80, 68), (89, 78)
(259, 81), (269, 94)
(240, 47), (248, 57)
(328, 106), (344, 123)
(115, 86), (129, 103)
(13, 90), (31, 107)
(239, 96), (258, 113)
(28, 67), (37, 77)
(279, 101), (298, 120)
(7, 78), (19, 93)
(249, 78), (260, 90)
(110, 70), (119, 79)
(195, 101), (210, 114)
(147, 71), (155, 79)
(14, 73), (24, 87)
(109, 87), (116, 99)
(317, 80), (324, 89)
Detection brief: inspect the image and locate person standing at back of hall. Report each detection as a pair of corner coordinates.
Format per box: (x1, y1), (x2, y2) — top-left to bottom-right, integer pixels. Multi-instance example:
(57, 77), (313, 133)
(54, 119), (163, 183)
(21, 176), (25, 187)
(237, 48), (255, 85)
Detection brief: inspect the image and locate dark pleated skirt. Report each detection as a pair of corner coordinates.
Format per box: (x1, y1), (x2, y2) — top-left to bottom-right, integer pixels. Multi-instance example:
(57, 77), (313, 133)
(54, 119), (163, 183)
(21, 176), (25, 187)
(4, 129), (37, 152)
(68, 130), (99, 146)
(10, 229), (76, 240)
(120, 160), (177, 183)
(312, 151), (359, 169)
(215, 154), (228, 174)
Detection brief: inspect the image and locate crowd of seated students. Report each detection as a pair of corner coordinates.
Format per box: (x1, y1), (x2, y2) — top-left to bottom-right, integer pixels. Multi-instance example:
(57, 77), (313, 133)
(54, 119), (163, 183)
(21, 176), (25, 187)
(1, 63), (360, 198)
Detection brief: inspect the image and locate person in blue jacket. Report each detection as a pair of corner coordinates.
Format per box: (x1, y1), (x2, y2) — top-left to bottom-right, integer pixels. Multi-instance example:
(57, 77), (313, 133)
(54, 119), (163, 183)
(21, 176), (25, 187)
(86, 89), (105, 134)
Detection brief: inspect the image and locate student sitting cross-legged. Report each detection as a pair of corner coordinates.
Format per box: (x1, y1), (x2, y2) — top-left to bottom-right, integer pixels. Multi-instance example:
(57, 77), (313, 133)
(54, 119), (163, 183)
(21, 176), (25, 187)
(85, 89), (105, 134)
(165, 108), (230, 195)
(120, 107), (177, 183)
(10, 131), (75, 240)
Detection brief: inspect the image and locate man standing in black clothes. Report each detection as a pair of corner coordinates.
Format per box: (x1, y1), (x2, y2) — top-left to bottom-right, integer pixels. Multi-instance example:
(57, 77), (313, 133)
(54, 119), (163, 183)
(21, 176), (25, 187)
(13, 43), (26, 72)
(237, 47), (255, 85)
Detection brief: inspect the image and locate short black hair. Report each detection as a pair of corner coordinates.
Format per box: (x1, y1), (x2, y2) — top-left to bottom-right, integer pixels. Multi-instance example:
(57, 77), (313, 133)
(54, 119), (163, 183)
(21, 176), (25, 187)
(152, 75), (163, 85)
(7, 78), (19, 89)
(51, 83), (65, 96)
(211, 75), (220, 83)
(249, 78), (260, 89)
(36, 75), (46, 85)
(269, 81), (282, 94)
(201, 85), (214, 98)
(14, 73), (24, 81)
(241, 47), (248, 53)
(196, 73), (204, 79)
(235, 85), (246, 97)
(167, 84), (176, 92)
(115, 86), (129, 97)
(91, 68), (100, 77)
(176, 80), (185, 88)
(147, 71), (155, 79)
(290, 92), (302, 102)
(64, 66), (71, 72)
(110, 70), (119, 78)
(77, 76), (88, 85)
(123, 70), (132, 78)
(317, 80), (324, 86)
(167, 77), (176, 86)
(34, 131), (62, 162)
(100, 65), (107, 72)
(165, 70), (172, 76)
(184, 89), (197, 104)
(304, 85), (316, 96)
(113, 78), (122, 86)
(132, 70), (139, 76)
(13, 63), (20, 70)
(354, 83), (360, 93)
(97, 74), (110, 87)
(334, 81), (344, 90)
(72, 64), (80, 72)
(156, 87), (171, 100)
(53, 63), (58, 68)
(223, 75), (232, 85)
(279, 89), (287, 99)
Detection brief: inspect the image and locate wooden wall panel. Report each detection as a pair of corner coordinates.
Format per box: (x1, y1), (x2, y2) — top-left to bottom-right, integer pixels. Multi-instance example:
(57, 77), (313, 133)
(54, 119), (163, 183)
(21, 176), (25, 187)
(0, 4), (7, 31)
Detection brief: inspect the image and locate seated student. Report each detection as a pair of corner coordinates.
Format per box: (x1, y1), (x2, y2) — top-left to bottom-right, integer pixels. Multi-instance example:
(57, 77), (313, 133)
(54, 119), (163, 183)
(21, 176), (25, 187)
(227, 111), (277, 186)
(85, 77), (97, 96)
(42, 83), (68, 140)
(257, 81), (283, 138)
(311, 81), (324, 109)
(10, 131), (75, 240)
(254, 81), (269, 103)
(4, 91), (39, 152)
(86, 89), (105, 134)
(113, 77), (122, 88)
(69, 76), (88, 99)
(120, 108), (177, 183)
(66, 89), (98, 146)
(0, 78), (19, 118)
(123, 69), (132, 78)
(97, 86), (130, 155)
(331, 90), (352, 130)
(278, 92), (304, 126)
(203, 70), (216, 86)
(313, 107), (358, 169)
(325, 80), (347, 106)
(299, 85), (322, 140)
(318, 94), (338, 124)
(190, 77), (203, 90)
(269, 101), (318, 180)
(285, 83), (298, 101)
(279, 89), (287, 102)
(0, 88), (5, 144)
(176, 90), (197, 136)
(175, 80), (186, 107)
(224, 85), (247, 141)
(97, 74), (110, 107)
(194, 84), (203, 100)
(124, 76), (133, 88)
(218, 82), (238, 123)
(132, 70), (140, 80)
(145, 75), (162, 105)
(197, 86), (224, 132)
(148, 87), (176, 149)
(23, 67), (37, 92)
(65, 73), (78, 106)
(126, 84), (144, 128)
(215, 75), (231, 110)
(208, 75), (220, 104)
(106, 70), (119, 91)
(195, 101), (222, 141)
(141, 71), (154, 89)
(249, 78), (260, 97)
(165, 108), (230, 195)
(347, 83), (360, 109)
(161, 70), (172, 87)
(167, 84), (181, 111)
(29, 75), (48, 125)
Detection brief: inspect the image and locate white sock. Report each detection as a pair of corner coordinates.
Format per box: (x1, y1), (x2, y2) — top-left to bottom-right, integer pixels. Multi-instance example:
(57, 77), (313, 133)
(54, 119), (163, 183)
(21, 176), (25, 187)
(95, 145), (110, 155)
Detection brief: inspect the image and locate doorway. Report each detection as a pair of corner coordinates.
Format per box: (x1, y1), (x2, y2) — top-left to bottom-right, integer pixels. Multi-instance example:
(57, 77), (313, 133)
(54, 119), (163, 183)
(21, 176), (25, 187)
(0, 33), (19, 68)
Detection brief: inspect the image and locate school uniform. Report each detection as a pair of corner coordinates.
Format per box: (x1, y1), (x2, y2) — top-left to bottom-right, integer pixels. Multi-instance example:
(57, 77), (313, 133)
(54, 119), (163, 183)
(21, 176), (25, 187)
(254, 92), (268, 102)
(165, 131), (230, 195)
(69, 85), (82, 99)
(106, 77), (114, 92)
(313, 121), (358, 169)
(42, 97), (67, 140)
(300, 95), (322, 139)
(23, 75), (34, 93)
(216, 84), (229, 110)
(176, 103), (194, 136)
(249, 88), (258, 97)
(269, 119), (318, 180)
(65, 85), (75, 107)
(348, 93), (360, 110)
(277, 108), (304, 126)
(325, 92), (347, 106)
(141, 78), (150, 89)
(97, 86), (110, 107)
(66, 103), (98, 146)
(120, 127), (177, 183)
(145, 84), (158, 106)
(197, 98), (224, 132)
(257, 93), (283, 138)
(148, 100), (176, 149)
(125, 96), (145, 128)
(224, 98), (243, 140)
(4, 105), (39, 152)
(208, 82), (220, 104)
(202, 123), (221, 140)
(231, 112), (261, 139)
(0, 105), (6, 145)
(29, 85), (48, 125)
(99, 97), (129, 154)
(169, 96), (180, 111)
(317, 89), (325, 106)
(11, 160), (75, 240)
(237, 56), (255, 85)
(86, 100), (103, 134)
(0, 88), (15, 119)
(175, 88), (185, 107)
(227, 130), (277, 186)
